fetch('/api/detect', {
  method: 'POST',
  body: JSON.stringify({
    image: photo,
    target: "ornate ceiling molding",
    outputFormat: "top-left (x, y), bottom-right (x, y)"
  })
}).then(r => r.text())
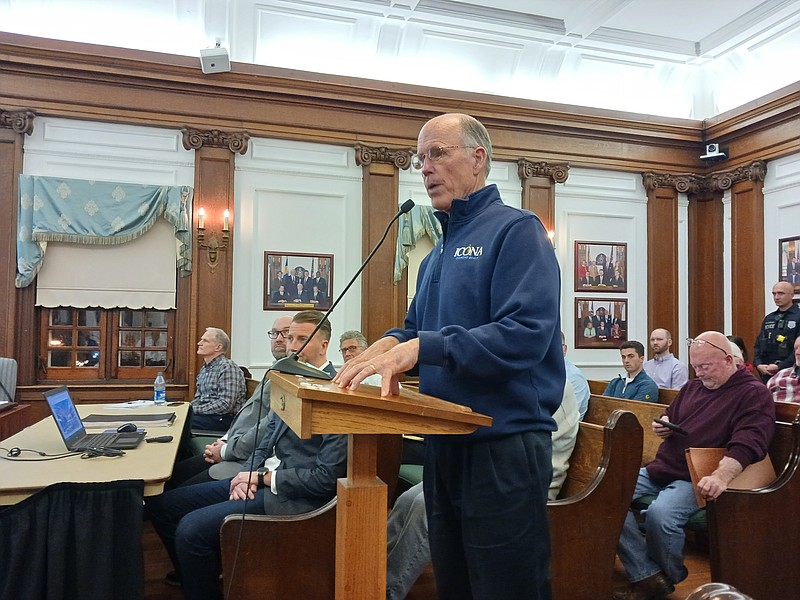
top-left (642, 160), bottom-right (767, 194)
top-left (517, 159), bottom-right (569, 183)
top-left (181, 127), bottom-right (249, 155)
top-left (0, 109), bottom-right (35, 135)
top-left (354, 144), bottom-right (413, 170)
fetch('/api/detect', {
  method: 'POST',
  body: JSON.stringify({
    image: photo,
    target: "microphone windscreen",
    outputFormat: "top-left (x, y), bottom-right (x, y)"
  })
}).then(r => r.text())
top-left (400, 199), bottom-right (415, 214)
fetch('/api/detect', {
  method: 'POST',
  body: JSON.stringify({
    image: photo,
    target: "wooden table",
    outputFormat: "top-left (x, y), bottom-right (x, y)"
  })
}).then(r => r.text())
top-left (0, 402), bottom-right (188, 505)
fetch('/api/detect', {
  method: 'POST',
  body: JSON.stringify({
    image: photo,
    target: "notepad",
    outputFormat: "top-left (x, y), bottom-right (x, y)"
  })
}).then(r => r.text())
top-left (685, 447), bottom-right (777, 507)
top-left (82, 412), bottom-right (177, 429)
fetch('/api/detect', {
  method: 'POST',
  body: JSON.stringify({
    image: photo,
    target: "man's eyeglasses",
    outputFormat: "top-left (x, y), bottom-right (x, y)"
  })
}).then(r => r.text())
top-left (686, 337), bottom-right (730, 356)
top-left (267, 329), bottom-right (290, 339)
top-left (340, 345), bottom-right (365, 355)
top-left (410, 145), bottom-right (475, 170)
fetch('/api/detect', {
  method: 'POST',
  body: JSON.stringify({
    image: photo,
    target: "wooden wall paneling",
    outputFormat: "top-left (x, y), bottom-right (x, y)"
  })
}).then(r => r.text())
top-left (520, 175), bottom-right (555, 233)
top-left (730, 178), bottom-right (766, 351)
top-left (518, 159), bottom-right (569, 239)
top-left (646, 186), bottom-right (680, 358)
top-left (355, 145), bottom-right (409, 345)
top-left (190, 146), bottom-right (236, 388)
top-left (0, 126), bottom-right (22, 359)
top-left (0, 110), bottom-right (36, 384)
top-left (688, 193), bottom-right (725, 336)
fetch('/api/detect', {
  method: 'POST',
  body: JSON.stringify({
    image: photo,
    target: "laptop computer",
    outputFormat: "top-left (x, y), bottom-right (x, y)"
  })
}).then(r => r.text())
top-left (43, 386), bottom-right (146, 451)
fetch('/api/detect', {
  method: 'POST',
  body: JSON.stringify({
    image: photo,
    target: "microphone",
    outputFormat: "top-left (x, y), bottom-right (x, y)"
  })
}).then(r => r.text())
top-left (271, 198), bottom-right (415, 380)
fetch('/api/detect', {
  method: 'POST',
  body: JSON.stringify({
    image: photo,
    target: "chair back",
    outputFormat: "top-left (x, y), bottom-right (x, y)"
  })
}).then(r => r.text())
top-left (0, 357), bottom-right (17, 403)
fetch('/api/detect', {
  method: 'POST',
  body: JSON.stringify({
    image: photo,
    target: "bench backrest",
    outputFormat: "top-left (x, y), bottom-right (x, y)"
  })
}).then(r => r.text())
top-left (588, 379), bottom-right (680, 405)
top-left (558, 421), bottom-right (605, 499)
top-left (548, 409), bottom-right (643, 600)
top-left (586, 394), bottom-right (668, 465)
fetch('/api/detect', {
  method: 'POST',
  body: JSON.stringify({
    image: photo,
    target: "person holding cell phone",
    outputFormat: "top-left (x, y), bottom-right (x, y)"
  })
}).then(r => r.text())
top-left (614, 331), bottom-right (775, 600)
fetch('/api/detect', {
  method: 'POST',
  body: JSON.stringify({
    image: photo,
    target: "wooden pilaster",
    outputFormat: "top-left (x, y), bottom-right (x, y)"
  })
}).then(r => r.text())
top-left (354, 144), bottom-right (413, 345)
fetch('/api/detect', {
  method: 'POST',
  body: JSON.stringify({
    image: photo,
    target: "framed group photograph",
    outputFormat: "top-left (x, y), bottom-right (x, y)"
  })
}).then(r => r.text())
top-left (779, 236), bottom-right (800, 295)
top-left (574, 241), bottom-right (627, 293)
top-left (575, 298), bottom-right (628, 349)
top-left (264, 252), bottom-right (333, 311)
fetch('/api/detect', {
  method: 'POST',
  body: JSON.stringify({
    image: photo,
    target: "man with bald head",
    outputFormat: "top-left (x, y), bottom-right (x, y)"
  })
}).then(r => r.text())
top-left (643, 328), bottom-right (688, 389)
top-left (336, 113), bottom-right (563, 599)
top-left (754, 281), bottom-right (800, 383)
top-left (614, 331), bottom-right (775, 600)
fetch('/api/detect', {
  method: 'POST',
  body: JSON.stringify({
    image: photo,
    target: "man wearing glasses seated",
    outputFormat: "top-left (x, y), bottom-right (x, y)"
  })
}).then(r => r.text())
top-left (614, 331), bottom-right (775, 600)
top-left (338, 330), bottom-right (368, 363)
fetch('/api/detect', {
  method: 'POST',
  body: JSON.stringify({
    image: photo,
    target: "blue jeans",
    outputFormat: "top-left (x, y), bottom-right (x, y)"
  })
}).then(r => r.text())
top-left (424, 431), bottom-right (553, 600)
top-left (617, 468), bottom-right (699, 585)
top-left (145, 478), bottom-right (268, 600)
top-left (386, 482), bottom-right (430, 600)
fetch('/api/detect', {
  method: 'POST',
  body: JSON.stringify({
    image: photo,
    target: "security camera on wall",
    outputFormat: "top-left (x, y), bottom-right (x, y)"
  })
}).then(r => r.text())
top-left (700, 143), bottom-right (727, 161)
top-left (200, 43), bottom-right (231, 74)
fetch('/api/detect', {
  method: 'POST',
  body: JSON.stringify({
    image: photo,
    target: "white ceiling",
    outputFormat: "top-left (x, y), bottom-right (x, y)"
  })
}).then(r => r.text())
top-left (2, 0), bottom-right (800, 119)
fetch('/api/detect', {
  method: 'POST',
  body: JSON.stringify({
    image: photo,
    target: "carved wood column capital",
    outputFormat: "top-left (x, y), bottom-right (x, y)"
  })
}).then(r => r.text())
top-left (707, 160), bottom-right (767, 191)
top-left (643, 160), bottom-right (767, 195)
top-left (517, 159), bottom-right (569, 183)
top-left (0, 109), bottom-right (36, 135)
top-left (181, 127), bottom-right (249, 155)
top-left (642, 172), bottom-right (704, 194)
top-left (354, 144), bottom-right (413, 170)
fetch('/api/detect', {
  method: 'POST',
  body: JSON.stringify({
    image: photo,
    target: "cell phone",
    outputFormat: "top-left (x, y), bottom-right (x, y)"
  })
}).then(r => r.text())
top-left (653, 418), bottom-right (688, 436)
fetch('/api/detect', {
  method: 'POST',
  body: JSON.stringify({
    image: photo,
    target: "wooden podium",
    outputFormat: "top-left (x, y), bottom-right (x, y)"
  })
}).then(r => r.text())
top-left (268, 371), bottom-right (492, 600)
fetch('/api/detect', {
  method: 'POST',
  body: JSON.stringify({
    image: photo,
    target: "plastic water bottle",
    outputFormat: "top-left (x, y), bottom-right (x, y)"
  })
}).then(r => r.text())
top-left (153, 372), bottom-right (167, 405)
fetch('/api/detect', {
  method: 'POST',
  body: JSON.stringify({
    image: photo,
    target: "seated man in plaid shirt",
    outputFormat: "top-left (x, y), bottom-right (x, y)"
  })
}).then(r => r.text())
top-left (191, 327), bottom-right (246, 432)
top-left (767, 336), bottom-right (800, 403)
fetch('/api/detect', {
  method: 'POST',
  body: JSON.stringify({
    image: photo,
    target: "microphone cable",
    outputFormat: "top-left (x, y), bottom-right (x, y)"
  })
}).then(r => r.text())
top-left (0, 446), bottom-right (81, 461)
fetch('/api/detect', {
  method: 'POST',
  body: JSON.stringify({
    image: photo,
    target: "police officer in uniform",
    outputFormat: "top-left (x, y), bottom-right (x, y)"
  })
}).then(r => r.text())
top-left (754, 281), bottom-right (800, 383)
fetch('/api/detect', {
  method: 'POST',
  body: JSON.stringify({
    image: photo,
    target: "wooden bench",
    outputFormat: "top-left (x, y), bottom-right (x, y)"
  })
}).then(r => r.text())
top-left (549, 409), bottom-right (642, 600)
top-left (588, 379), bottom-right (681, 406)
top-left (405, 409), bottom-right (645, 600)
top-left (586, 393), bottom-right (668, 464)
top-left (706, 404), bottom-right (800, 599)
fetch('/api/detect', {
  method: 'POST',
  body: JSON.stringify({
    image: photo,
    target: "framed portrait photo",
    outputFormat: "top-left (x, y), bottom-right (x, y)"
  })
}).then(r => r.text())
top-left (779, 236), bottom-right (800, 296)
top-left (575, 297), bottom-right (628, 349)
top-left (264, 252), bottom-right (333, 311)
top-left (574, 241), bottom-right (627, 293)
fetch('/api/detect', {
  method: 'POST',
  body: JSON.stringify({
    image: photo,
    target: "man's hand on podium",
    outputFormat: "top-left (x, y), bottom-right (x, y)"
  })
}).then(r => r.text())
top-left (335, 336), bottom-right (418, 396)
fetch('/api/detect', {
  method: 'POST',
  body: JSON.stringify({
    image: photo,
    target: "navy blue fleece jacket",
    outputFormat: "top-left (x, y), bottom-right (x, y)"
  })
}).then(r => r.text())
top-left (386, 184), bottom-right (564, 441)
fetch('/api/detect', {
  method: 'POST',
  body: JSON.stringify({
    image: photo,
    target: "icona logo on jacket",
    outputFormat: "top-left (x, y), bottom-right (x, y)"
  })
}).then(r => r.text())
top-left (453, 244), bottom-right (483, 258)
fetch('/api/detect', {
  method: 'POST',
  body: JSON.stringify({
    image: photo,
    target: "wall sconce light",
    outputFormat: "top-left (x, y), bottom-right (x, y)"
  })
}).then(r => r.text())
top-left (548, 230), bottom-right (556, 248)
top-left (196, 208), bottom-right (229, 272)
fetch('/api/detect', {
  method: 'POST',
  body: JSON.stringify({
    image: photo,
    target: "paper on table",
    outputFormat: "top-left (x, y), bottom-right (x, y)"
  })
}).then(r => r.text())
top-left (103, 400), bottom-right (156, 409)
top-left (82, 412), bottom-right (177, 429)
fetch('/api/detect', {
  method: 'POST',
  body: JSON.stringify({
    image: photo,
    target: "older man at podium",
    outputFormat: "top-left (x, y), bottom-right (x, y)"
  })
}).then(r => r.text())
top-left (337, 113), bottom-right (564, 600)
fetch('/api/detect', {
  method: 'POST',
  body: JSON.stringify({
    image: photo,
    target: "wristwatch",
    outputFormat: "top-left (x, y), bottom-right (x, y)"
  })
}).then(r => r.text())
top-left (257, 467), bottom-right (269, 487)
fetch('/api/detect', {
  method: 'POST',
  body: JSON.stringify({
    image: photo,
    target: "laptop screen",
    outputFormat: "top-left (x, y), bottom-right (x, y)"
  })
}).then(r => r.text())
top-left (43, 386), bottom-right (86, 443)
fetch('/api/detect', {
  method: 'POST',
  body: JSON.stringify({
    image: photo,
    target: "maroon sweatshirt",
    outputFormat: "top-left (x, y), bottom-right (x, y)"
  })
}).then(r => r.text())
top-left (646, 366), bottom-right (775, 485)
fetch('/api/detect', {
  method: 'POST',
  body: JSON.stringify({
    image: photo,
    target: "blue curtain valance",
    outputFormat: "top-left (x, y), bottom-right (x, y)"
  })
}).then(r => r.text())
top-left (16, 175), bottom-right (193, 288)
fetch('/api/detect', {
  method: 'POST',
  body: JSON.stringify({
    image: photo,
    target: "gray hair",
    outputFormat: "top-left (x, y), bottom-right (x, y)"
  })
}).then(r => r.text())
top-left (458, 115), bottom-right (493, 177)
top-left (205, 327), bottom-right (230, 353)
top-left (339, 330), bottom-right (368, 347)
